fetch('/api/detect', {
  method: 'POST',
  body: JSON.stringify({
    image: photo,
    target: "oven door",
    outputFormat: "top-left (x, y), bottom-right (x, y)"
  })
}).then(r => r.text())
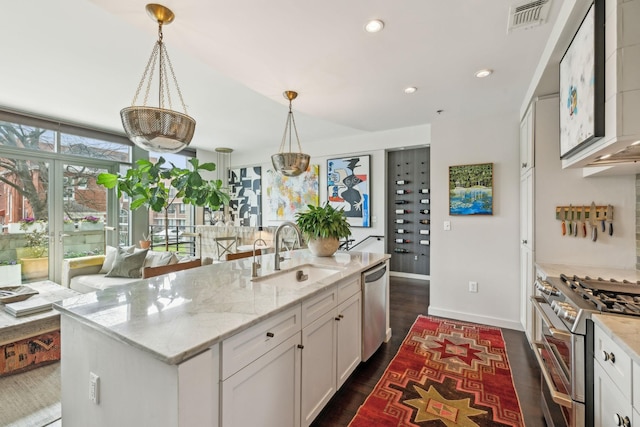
top-left (530, 296), bottom-right (585, 427)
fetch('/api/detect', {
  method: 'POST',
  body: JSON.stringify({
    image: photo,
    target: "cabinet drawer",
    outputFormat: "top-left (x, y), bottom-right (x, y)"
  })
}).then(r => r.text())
top-left (337, 276), bottom-right (360, 305)
top-left (302, 286), bottom-right (337, 327)
top-left (222, 304), bottom-right (301, 380)
top-left (594, 324), bottom-right (632, 399)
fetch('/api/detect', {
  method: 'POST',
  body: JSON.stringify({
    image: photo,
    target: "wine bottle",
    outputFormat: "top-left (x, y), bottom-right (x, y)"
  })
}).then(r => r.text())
top-left (394, 200), bottom-right (409, 205)
top-left (419, 229), bottom-right (429, 235)
top-left (395, 189), bottom-right (411, 195)
top-left (420, 199), bottom-right (430, 204)
top-left (419, 240), bottom-right (430, 245)
top-left (419, 209), bottom-right (429, 214)
top-left (394, 219), bottom-right (406, 224)
top-left (395, 180), bottom-right (409, 185)
top-left (395, 229), bottom-right (407, 234)
top-left (395, 238), bottom-right (411, 243)
top-left (419, 219), bottom-right (430, 224)
top-left (395, 209), bottom-right (410, 214)
top-left (393, 248), bottom-right (409, 253)
top-left (420, 189), bottom-right (429, 194)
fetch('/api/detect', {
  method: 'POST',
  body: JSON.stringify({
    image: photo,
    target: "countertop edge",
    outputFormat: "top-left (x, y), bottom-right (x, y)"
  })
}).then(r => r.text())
top-left (54, 251), bottom-right (390, 365)
top-left (592, 314), bottom-right (640, 365)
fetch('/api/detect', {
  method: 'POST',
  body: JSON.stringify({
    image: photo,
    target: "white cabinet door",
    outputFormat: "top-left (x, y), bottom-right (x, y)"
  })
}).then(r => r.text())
top-left (336, 292), bottom-right (362, 388)
top-left (519, 246), bottom-right (534, 342)
top-left (221, 333), bottom-right (302, 427)
top-left (594, 361), bottom-right (633, 427)
top-left (301, 309), bottom-right (338, 427)
top-left (520, 104), bottom-right (534, 175)
top-left (520, 169), bottom-right (534, 251)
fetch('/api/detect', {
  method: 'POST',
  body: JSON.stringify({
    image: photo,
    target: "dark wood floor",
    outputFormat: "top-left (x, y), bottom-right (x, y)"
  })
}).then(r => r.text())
top-left (311, 276), bottom-right (547, 427)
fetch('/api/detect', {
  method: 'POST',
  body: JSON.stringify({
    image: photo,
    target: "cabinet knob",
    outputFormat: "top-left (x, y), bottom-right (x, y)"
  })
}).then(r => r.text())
top-left (602, 350), bottom-right (616, 363)
top-left (335, 316), bottom-right (342, 321)
top-left (522, 162), bottom-right (527, 168)
top-left (521, 239), bottom-right (527, 245)
top-left (266, 332), bottom-right (274, 338)
top-left (614, 414), bottom-right (630, 427)
top-left (297, 344), bottom-right (304, 349)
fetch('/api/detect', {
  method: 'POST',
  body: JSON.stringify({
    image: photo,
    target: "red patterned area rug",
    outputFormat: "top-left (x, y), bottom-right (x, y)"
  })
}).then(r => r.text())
top-left (349, 316), bottom-right (525, 427)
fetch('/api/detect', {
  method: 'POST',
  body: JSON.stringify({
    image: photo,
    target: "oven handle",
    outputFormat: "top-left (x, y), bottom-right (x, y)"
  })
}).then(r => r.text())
top-left (532, 342), bottom-right (573, 408)
top-left (530, 296), bottom-right (572, 341)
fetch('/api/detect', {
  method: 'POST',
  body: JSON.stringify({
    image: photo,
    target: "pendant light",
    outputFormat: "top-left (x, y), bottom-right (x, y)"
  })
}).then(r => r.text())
top-left (271, 91), bottom-right (311, 177)
top-left (120, 3), bottom-right (195, 154)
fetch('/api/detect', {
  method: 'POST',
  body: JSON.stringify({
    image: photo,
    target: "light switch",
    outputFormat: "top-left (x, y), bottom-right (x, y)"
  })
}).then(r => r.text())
top-left (444, 221), bottom-right (451, 231)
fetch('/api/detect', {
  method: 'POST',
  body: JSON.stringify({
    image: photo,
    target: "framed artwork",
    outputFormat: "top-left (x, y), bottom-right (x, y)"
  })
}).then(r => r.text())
top-left (327, 155), bottom-right (370, 227)
top-left (559, 0), bottom-right (604, 159)
top-left (229, 166), bottom-right (262, 226)
top-left (265, 165), bottom-right (319, 222)
top-left (449, 163), bottom-right (493, 215)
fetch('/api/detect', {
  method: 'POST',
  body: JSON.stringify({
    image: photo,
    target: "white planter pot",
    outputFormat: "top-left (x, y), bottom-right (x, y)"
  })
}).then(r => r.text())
top-left (0, 264), bottom-right (22, 286)
top-left (79, 222), bottom-right (104, 231)
top-left (7, 222), bottom-right (47, 234)
top-left (64, 223), bottom-right (76, 232)
top-left (307, 237), bottom-right (340, 257)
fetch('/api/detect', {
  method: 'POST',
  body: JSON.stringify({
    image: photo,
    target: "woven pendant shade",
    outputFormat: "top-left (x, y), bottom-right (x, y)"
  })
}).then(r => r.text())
top-left (271, 91), bottom-right (311, 177)
top-left (121, 4), bottom-right (195, 154)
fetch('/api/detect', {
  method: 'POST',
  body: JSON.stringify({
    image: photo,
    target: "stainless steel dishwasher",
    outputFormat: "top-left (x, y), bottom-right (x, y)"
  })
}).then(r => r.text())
top-left (361, 260), bottom-right (389, 361)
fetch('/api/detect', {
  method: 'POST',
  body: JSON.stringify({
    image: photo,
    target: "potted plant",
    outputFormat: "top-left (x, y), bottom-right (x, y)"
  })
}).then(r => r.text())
top-left (63, 217), bottom-right (76, 232)
top-left (79, 215), bottom-right (103, 231)
top-left (139, 232), bottom-right (151, 249)
top-left (17, 225), bottom-right (49, 281)
top-left (295, 202), bottom-right (351, 257)
top-left (97, 156), bottom-right (230, 250)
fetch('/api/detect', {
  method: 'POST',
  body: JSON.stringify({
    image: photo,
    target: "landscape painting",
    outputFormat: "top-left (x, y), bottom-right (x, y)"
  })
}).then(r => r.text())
top-left (449, 163), bottom-right (493, 215)
top-left (327, 155), bottom-right (370, 227)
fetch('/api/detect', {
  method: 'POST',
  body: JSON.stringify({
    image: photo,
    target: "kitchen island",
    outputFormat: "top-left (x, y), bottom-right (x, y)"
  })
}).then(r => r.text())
top-left (54, 249), bottom-right (390, 427)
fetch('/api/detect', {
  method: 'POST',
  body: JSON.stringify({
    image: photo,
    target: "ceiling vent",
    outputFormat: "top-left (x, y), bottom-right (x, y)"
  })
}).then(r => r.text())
top-left (508, 0), bottom-right (551, 31)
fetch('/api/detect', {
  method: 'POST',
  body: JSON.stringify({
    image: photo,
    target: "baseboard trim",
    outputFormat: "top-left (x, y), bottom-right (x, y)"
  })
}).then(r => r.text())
top-left (427, 306), bottom-right (524, 331)
top-left (390, 271), bottom-right (430, 280)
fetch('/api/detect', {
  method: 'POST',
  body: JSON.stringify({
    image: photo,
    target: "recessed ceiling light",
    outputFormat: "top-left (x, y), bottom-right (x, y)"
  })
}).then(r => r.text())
top-left (404, 87), bottom-right (417, 94)
top-left (365, 19), bottom-right (385, 33)
top-left (475, 69), bottom-right (493, 78)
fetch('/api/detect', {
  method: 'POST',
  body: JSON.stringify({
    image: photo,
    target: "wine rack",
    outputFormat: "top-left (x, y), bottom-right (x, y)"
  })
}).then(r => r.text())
top-left (387, 147), bottom-right (430, 275)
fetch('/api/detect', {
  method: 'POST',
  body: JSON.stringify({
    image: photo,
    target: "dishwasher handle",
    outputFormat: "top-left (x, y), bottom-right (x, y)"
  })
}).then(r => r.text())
top-left (364, 264), bottom-right (387, 283)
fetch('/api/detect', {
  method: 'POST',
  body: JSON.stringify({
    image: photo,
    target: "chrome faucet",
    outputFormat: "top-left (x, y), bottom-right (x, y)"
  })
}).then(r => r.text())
top-left (273, 221), bottom-right (304, 271)
top-left (251, 238), bottom-right (267, 278)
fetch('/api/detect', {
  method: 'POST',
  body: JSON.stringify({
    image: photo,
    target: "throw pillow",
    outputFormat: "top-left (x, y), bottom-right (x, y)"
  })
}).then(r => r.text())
top-left (106, 248), bottom-right (149, 278)
top-left (143, 251), bottom-right (175, 268)
top-left (100, 245), bottom-right (135, 274)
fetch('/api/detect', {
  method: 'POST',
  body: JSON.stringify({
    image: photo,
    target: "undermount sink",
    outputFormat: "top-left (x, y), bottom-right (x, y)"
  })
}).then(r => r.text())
top-left (252, 264), bottom-right (342, 287)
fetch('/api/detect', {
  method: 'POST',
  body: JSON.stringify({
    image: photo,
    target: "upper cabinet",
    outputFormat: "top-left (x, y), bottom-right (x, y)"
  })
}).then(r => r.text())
top-left (520, 103), bottom-right (534, 176)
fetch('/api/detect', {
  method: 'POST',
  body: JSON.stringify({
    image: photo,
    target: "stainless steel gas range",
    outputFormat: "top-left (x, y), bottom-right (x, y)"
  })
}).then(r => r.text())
top-left (531, 272), bottom-right (640, 427)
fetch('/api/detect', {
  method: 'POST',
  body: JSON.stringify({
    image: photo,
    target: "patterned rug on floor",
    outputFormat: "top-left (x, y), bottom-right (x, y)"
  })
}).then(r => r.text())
top-left (349, 316), bottom-right (524, 427)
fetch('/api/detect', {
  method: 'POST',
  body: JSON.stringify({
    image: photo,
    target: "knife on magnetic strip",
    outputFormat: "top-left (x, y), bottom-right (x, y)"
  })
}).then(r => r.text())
top-left (606, 204), bottom-right (613, 236)
top-left (590, 202), bottom-right (597, 242)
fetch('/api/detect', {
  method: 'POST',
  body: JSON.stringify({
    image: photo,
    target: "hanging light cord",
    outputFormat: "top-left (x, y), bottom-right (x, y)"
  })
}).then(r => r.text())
top-left (128, 19), bottom-right (189, 115)
top-left (278, 97), bottom-right (303, 154)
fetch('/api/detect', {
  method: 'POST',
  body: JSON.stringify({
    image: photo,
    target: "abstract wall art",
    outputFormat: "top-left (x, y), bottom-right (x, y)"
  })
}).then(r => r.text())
top-left (559, 0), bottom-right (604, 159)
top-left (265, 165), bottom-right (319, 222)
top-left (229, 166), bottom-right (262, 226)
top-left (327, 155), bottom-right (370, 227)
top-left (449, 163), bottom-right (493, 215)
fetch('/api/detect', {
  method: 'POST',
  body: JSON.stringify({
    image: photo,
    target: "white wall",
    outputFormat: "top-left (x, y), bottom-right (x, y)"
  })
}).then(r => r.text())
top-left (429, 112), bottom-right (522, 330)
top-left (199, 125), bottom-right (430, 251)
top-left (534, 97), bottom-right (636, 268)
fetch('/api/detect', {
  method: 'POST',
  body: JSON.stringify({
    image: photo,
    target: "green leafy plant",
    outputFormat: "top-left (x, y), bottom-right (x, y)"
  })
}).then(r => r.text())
top-left (23, 227), bottom-right (48, 258)
top-left (97, 156), bottom-right (230, 249)
top-left (295, 202), bottom-right (351, 240)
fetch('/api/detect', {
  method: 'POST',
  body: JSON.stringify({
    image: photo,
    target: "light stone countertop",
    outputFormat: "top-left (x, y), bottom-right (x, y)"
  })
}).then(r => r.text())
top-left (54, 249), bottom-right (389, 366)
top-left (535, 262), bottom-right (640, 282)
top-left (592, 314), bottom-right (640, 364)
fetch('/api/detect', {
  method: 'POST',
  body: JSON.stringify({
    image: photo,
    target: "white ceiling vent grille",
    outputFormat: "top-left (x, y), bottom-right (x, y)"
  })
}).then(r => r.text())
top-left (508, 0), bottom-right (551, 31)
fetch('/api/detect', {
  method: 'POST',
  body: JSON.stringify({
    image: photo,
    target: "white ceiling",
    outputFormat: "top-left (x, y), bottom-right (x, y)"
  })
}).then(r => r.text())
top-left (0, 0), bottom-right (562, 156)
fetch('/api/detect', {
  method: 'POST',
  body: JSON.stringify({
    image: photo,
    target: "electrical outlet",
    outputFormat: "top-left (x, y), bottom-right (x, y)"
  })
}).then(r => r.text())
top-left (468, 281), bottom-right (478, 293)
top-left (89, 372), bottom-right (100, 404)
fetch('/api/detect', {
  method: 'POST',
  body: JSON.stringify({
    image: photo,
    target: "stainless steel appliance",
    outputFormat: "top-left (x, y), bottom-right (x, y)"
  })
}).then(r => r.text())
top-left (362, 261), bottom-right (388, 361)
top-left (532, 273), bottom-right (640, 427)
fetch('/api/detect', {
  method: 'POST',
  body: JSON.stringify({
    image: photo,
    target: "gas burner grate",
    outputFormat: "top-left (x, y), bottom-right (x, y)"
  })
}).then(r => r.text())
top-left (559, 273), bottom-right (640, 316)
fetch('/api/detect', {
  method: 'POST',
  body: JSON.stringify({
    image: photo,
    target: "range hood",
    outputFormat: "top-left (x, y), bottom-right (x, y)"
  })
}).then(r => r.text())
top-left (589, 142), bottom-right (640, 166)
